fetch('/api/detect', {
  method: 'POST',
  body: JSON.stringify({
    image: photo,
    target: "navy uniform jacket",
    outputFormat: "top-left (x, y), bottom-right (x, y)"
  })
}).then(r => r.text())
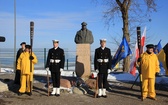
top-left (94, 47), bottom-right (112, 74)
top-left (45, 47), bottom-right (65, 72)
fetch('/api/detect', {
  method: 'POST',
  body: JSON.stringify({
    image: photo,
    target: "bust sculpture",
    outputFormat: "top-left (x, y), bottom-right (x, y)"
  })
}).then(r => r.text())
top-left (74, 22), bottom-right (94, 44)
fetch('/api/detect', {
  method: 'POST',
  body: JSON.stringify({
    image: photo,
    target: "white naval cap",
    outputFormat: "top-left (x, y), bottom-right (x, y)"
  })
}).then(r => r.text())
top-left (100, 39), bottom-right (107, 42)
top-left (52, 40), bottom-right (59, 43)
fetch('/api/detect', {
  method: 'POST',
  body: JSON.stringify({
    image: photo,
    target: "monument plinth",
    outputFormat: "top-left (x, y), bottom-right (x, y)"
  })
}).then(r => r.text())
top-left (75, 44), bottom-right (91, 79)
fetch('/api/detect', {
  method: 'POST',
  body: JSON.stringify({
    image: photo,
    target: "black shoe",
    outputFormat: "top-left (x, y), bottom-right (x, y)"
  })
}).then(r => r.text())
top-left (18, 92), bottom-right (23, 96)
top-left (96, 95), bottom-right (100, 98)
top-left (50, 93), bottom-right (55, 96)
top-left (27, 92), bottom-right (32, 96)
top-left (102, 95), bottom-right (107, 98)
top-left (55, 94), bottom-right (60, 97)
top-left (149, 97), bottom-right (157, 100)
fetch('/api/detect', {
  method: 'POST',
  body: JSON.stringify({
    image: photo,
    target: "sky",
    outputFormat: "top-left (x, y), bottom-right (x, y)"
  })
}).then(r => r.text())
top-left (0, 0), bottom-right (168, 52)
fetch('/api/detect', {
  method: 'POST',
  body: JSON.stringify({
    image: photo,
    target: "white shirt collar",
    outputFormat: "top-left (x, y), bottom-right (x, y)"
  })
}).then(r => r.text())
top-left (54, 47), bottom-right (58, 50)
top-left (101, 47), bottom-right (105, 50)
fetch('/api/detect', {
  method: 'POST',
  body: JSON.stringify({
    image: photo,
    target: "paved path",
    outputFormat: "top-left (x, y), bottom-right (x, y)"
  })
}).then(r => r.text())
top-left (0, 73), bottom-right (168, 105)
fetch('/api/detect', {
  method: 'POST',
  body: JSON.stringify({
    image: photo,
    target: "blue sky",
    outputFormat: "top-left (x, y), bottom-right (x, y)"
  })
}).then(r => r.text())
top-left (0, 0), bottom-right (168, 52)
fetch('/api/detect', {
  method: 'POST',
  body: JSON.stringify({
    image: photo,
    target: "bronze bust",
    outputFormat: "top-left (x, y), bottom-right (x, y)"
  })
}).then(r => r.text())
top-left (74, 22), bottom-right (94, 44)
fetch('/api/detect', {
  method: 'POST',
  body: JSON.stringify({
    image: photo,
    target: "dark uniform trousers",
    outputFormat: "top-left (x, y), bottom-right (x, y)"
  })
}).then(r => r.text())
top-left (51, 72), bottom-right (60, 87)
top-left (45, 47), bottom-right (65, 88)
top-left (98, 73), bottom-right (108, 88)
top-left (94, 47), bottom-right (112, 89)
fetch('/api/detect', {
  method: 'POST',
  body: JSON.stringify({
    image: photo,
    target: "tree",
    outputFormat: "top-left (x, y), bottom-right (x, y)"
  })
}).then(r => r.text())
top-left (95, 0), bottom-right (157, 72)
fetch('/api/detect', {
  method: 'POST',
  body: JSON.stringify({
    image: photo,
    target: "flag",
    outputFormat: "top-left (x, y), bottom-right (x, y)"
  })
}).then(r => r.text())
top-left (154, 40), bottom-right (165, 75)
top-left (111, 37), bottom-right (132, 69)
top-left (154, 40), bottom-right (162, 54)
top-left (157, 43), bottom-right (168, 75)
top-left (140, 27), bottom-right (146, 54)
top-left (129, 42), bottom-right (139, 76)
top-left (129, 27), bottom-right (146, 76)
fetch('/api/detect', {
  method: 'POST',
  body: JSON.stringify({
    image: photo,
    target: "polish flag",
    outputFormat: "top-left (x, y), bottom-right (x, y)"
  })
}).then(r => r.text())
top-left (129, 27), bottom-right (146, 76)
top-left (140, 27), bottom-right (146, 54)
top-left (129, 42), bottom-right (139, 76)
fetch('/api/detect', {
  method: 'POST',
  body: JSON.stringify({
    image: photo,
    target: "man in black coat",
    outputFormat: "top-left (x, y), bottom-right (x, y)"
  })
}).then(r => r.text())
top-left (94, 39), bottom-right (112, 98)
top-left (45, 40), bottom-right (65, 96)
top-left (14, 42), bottom-right (26, 85)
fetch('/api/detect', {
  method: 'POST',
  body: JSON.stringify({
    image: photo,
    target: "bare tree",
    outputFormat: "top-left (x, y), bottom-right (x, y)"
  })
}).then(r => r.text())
top-left (94, 0), bottom-right (157, 72)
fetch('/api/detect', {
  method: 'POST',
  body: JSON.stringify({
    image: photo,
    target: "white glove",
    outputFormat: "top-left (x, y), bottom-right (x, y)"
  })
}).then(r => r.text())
top-left (55, 60), bottom-right (61, 63)
top-left (97, 59), bottom-right (103, 62)
top-left (60, 68), bottom-right (63, 72)
top-left (96, 69), bottom-right (99, 73)
top-left (108, 69), bottom-right (111, 74)
top-left (104, 59), bottom-right (109, 63)
top-left (50, 59), bottom-right (54, 63)
top-left (46, 67), bottom-right (49, 72)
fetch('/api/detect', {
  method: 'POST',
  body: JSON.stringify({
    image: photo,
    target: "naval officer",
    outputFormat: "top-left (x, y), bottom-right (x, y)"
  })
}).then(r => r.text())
top-left (94, 39), bottom-right (112, 98)
top-left (45, 40), bottom-right (65, 96)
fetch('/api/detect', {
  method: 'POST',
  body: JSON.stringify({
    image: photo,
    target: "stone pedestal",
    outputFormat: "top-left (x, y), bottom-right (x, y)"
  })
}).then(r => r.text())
top-left (60, 79), bottom-right (71, 88)
top-left (85, 79), bottom-right (96, 89)
top-left (0, 81), bottom-right (8, 92)
top-left (75, 44), bottom-right (91, 79)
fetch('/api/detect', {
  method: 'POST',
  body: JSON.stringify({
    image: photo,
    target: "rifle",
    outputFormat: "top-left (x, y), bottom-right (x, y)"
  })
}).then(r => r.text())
top-left (30, 21), bottom-right (34, 95)
top-left (137, 27), bottom-right (143, 101)
top-left (94, 75), bottom-right (98, 98)
top-left (47, 70), bottom-right (50, 96)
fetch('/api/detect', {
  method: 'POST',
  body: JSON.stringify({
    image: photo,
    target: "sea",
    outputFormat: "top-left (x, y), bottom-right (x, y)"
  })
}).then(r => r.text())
top-left (0, 48), bottom-right (96, 70)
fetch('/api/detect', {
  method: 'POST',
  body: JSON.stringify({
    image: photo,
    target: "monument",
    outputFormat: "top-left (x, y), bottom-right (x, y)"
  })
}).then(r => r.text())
top-left (74, 22), bottom-right (94, 79)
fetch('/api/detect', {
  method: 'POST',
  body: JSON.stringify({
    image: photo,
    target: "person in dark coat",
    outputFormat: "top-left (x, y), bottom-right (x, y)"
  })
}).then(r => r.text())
top-left (45, 40), bottom-right (65, 96)
top-left (94, 39), bottom-right (112, 98)
top-left (14, 42), bottom-right (26, 85)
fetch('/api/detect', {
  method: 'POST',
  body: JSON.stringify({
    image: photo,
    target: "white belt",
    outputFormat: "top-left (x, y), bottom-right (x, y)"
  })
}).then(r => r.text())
top-left (97, 59), bottom-right (109, 63)
top-left (50, 59), bottom-right (61, 63)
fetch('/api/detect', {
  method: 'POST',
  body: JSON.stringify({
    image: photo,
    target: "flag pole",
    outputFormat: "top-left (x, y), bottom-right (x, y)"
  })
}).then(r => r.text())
top-left (94, 76), bottom-right (98, 98)
top-left (30, 21), bottom-right (34, 95)
top-left (137, 27), bottom-right (143, 101)
top-left (131, 75), bottom-right (139, 89)
top-left (13, 0), bottom-right (16, 72)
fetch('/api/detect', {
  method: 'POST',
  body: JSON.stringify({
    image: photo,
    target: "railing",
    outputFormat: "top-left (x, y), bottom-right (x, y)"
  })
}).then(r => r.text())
top-left (0, 48), bottom-right (121, 70)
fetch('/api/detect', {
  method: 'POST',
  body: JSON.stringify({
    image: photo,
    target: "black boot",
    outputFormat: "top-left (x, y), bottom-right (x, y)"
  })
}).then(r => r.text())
top-left (96, 95), bottom-right (100, 98)
top-left (55, 94), bottom-right (60, 97)
top-left (26, 92), bottom-right (32, 96)
top-left (102, 95), bottom-right (107, 98)
top-left (18, 92), bottom-right (23, 96)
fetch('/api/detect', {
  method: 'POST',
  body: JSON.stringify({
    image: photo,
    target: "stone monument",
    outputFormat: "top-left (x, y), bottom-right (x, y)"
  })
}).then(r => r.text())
top-left (75, 44), bottom-right (91, 79)
top-left (0, 81), bottom-right (8, 92)
top-left (74, 22), bottom-right (94, 79)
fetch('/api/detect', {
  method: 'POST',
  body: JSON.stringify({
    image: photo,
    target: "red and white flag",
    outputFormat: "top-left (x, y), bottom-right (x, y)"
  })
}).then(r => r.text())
top-left (140, 27), bottom-right (146, 54)
top-left (129, 42), bottom-right (139, 76)
top-left (129, 27), bottom-right (146, 76)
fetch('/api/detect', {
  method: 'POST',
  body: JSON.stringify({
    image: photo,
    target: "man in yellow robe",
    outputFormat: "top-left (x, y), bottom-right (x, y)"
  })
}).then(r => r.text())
top-left (139, 44), bottom-right (160, 100)
top-left (17, 45), bottom-right (38, 96)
